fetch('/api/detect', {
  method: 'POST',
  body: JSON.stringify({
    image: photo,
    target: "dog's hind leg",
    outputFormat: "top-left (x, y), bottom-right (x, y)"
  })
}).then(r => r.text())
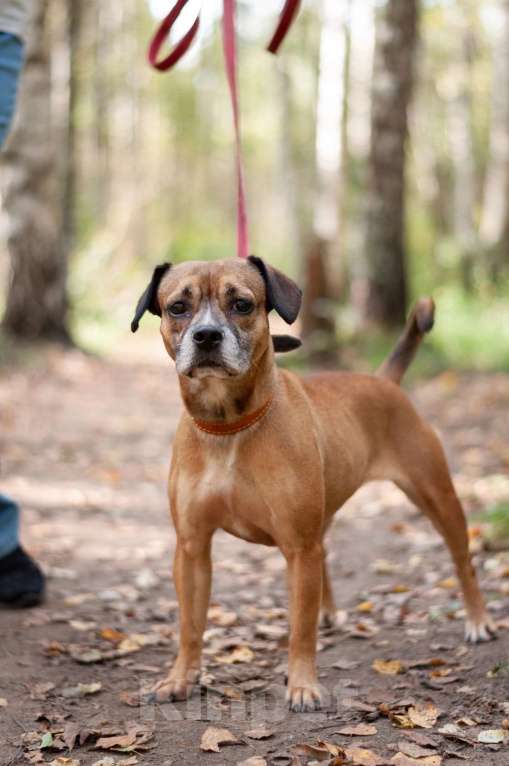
top-left (394, 421), bottom-right (496, 643)
top-left (319, 553), bottom-right (339, 628)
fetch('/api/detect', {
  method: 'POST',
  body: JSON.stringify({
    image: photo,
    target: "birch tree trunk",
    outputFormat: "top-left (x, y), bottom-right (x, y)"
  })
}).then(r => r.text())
top-left (446, 5), bottom-right (478, 292)
top-left (2, 0), bottom-right (71, 342)
top-left (363, 0), bottom-right (419, 328)
top-left (480, 0), bottom-right (509, 281)
top-left (301, 0), bottom-right (349, 362)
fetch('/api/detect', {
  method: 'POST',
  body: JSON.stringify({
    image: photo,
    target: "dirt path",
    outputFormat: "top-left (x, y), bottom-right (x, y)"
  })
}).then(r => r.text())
top-left (1, 345), bottom-right (508, 766)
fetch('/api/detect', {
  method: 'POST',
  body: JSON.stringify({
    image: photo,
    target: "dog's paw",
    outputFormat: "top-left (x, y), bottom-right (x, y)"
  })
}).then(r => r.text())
top-left (319, 608), bottom-right (347, 631)
top-left (145, 669), bottom-right (199, 703)
top-left (286, 681), bottom-right (323, 713)
top-left (465, 615), bottom-right (497, 643)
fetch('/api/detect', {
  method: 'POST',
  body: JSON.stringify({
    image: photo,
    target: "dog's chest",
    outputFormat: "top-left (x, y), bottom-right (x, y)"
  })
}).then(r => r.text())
top-left (175, 437), bottom-right (274, 545)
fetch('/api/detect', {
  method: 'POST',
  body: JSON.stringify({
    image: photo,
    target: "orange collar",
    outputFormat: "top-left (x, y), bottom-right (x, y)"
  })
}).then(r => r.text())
top-left (192, 397), bottom-right (273, 436)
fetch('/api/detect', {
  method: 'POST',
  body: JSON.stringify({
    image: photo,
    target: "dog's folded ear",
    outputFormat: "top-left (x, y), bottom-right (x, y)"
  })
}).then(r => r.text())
top-left (272, 335), bottom-right (302, 352)
top-left (131, 263), bottom-right (171, 333)
top-left (248, 255), bottom-right (302, 325)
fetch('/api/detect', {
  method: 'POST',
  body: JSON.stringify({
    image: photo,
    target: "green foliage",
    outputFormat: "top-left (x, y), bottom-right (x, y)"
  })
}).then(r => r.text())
top-left (481, 502), bottom-right (509, 543)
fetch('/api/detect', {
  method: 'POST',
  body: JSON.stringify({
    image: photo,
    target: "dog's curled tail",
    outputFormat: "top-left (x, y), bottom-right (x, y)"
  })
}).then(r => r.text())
top-left (376, 297), bottom-right (435, 385)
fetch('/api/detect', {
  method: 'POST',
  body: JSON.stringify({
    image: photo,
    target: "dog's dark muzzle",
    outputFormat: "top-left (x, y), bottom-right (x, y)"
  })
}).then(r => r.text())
top-left (192, 325), bottom-right (224, 352)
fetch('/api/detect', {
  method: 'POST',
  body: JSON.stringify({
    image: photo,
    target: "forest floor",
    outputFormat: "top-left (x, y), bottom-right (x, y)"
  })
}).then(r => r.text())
top-left (0, 341), bottom-right (509, 766)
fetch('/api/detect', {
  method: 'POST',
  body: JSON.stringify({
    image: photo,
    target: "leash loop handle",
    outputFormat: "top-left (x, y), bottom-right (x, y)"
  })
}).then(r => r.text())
top-left (267, 0), bottom-right (301, 54)
top-left (222, 0), bottom-right (249, 259)
top-left (148, 0), bottom-right (200, 71)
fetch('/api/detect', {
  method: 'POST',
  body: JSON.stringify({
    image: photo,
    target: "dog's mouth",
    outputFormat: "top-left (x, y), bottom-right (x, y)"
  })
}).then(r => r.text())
top-left (186, 357), bottom-right (236, 378)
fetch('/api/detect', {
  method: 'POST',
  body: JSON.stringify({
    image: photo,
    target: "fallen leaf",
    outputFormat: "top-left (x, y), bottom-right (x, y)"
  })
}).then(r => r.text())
top-left (356, 601), bottom-right (374, 613)
top-left (336, 724), bottom-right (377, 736)
top-left (391, 755), bottom-right (442, 766)
top-left (401, 732), bottom-right (437, 748)
top-left (477, 729), bottom-right (507, 744)
top-left (407, 702), bottom-right (439, 729)
top-left (208, 605), bottom-right (238, 627)
top-left (345, 747), bottom-right (383, 765)
top-left (244, 725), bottom-right (274, 740)
top-left (69, 619), bottom-right (97, 631)
top-left (333, 659), bottom-right (360, 670)
top-left (49, 759), bottom-right (81, 766)
top-left (255, 624), bottom-right (287, 640)
top-left (398, 741), bottom-right (439, 759)
top-left (200, 727), bottom-right (240, 752)
top-left (100, 627), bottom-right (126, 643)
top-left (216, 645), bottom-right (254, 664)
top-left (41, 733), bottom-right (55, 749)
top-left (68, 645), bottom-right (103, 664)
top-left (63, 723), bottom-right (81, 751)
top-left (292, 741), bottom-right (343, 761)
top-left (438, 577), bottom-right (458, 589)
top-left (61, 682), bottom-right (102, 698)
top-left (30, 682), bottom-right (56, 701)
top-left (437, 724), bottom-right (474, 745)
top-left (372, 659), bottom-right (405, 675)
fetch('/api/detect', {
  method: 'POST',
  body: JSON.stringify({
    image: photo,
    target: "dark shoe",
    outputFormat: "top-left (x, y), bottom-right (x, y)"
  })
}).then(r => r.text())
top-left (0, 546), bottom-right (45, 607)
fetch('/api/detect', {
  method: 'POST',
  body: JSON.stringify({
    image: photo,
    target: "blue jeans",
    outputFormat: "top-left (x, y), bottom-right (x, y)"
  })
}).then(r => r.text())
top-left (0, 31), bottom-right (24, 148)
top-left (0, 494), bottom-right (20, 558)
top-left (0, 32), bottom-right (24, 556)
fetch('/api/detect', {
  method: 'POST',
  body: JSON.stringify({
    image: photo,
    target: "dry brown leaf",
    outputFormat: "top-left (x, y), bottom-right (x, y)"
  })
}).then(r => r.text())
top-left (356, 601), bottom-right (374, 613)
top-left (244, 725), bottom-right (274, 740)
top-left (68, 645), bottom-right (103, 664)
top-left (397, 741), bottom-right (439, 759)
top-left (372, 659), bottom-right (405, 675)
top-left (200, 727), bottom-right (240, 752)
top-left (336, 724), bottom-right (377, 737)
top-left (30, 682), bottom-right (56, 701)
top-left (63, 723), bottom-right (81, 751)
top-left (407, 702), bottom-right (439, 729)
top-left (292, 741), bottom-right (343, 761)
top-left (477, 729), bottom-right (508, 744)
top-left (438, 577), bottom-right (458, 590)
top-left (99, 627), bottom-right (126, 643)
top-left (345, 746), bottom-right (383, 765)
top-left (216, 645), bottom-right (255, 664)
top-left (391, 755), bottom-right (442, 766)
top-left (333, 659), bottom-right (360, 670)
top-left (61, 682), bottom-right (102, 698)
top-left (49, 759), bottom-right (81, 766)
top-left (208, 605), bottom-right (238, 627)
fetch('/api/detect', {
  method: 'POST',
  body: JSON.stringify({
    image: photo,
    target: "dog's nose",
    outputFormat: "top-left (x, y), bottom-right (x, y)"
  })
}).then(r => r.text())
top-left (193, 325), bottom-right (223, 351)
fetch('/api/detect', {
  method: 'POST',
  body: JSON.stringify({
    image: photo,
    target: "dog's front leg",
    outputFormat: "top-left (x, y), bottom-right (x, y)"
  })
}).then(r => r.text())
top-left (151, 534), bottom-right (212, 702)
top-left (284, 542), bottom-right (324, 712)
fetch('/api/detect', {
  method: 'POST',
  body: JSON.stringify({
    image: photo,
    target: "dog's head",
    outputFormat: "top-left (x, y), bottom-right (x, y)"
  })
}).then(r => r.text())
top-left (131, 257), bottom-right (302, 378)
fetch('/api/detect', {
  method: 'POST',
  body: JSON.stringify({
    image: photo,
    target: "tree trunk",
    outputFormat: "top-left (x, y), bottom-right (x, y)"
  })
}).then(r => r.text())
top-left (301, 0), bottom-right (349, 362)
top-left (480, 0), bottom-right (509, 282)
top-left (446, 4), bottom-right (478, 293)
top-left (2, 0), bottom-right (71, 343)
top-left (363, 0), bottom-right (419, 328)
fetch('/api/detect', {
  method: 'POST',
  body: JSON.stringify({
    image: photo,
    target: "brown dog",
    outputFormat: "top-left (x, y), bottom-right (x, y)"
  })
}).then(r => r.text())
top-left (132, 257), bottom-right (496, 712)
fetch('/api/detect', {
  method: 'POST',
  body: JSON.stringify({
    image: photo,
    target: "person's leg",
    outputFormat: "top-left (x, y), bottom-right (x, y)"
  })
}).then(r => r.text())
top-left (0, 494), bottom-right (45, 607)
top-left (0, 493), bottom-right (20, 558)
top-left (0, 31), bottom-right (24, 148)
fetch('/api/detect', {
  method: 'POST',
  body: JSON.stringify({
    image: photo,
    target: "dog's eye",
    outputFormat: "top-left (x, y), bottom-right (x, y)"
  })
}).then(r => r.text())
top-left (233, 299), bottom-right (253, 314)
top-left (168, 301), bottom-right (187, 316)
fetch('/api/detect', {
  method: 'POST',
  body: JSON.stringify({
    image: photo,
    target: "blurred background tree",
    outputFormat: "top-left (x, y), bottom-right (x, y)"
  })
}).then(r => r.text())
top-left (0, 0), bottom-right (508, 370)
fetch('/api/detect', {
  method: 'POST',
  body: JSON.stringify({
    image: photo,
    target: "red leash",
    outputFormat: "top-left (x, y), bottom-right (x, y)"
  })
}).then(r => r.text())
top-left (147, 0), bottom-right (300, 259)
